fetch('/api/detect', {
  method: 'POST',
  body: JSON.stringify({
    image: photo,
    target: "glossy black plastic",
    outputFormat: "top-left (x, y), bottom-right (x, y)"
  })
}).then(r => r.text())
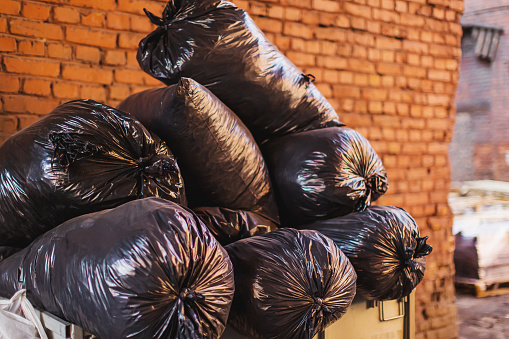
top-left (264, 127), bottom-right (389, 226)
top-left (303, 205), bottom-right (433, 301)
top-left (193, 206), bottom-right (277, 246)
top-left (0, 198), bottom-right (234, 338)
top-left (117, 77), bottom-right (279, 223)
top-left (225, 228), bottom-right (357, 339)
top-left (137, 0), bottom-right (342, 142)
top-left (0, 100), bottom-right (185, 249)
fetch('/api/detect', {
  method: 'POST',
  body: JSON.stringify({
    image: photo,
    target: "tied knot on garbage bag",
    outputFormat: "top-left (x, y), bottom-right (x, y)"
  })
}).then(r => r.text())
top-left (310, 296), bottom-right (333, 319)
top-left (405, 236), bottom-right (433, 272)
top-left (179, 288), bottom-right (204, 302)
top-left (136, 154), bottom-right (178, 177)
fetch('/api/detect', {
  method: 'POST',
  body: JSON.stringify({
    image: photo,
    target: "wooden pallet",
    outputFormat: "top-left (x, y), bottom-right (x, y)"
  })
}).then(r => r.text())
top-left (455, 279), bottom-right (509, 298)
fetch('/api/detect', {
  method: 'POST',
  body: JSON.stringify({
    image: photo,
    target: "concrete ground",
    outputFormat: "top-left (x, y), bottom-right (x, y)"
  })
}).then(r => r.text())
top-left (456, 292), bottom-right (509, 339)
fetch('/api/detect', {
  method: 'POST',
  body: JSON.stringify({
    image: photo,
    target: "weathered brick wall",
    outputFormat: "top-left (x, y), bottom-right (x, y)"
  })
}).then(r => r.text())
top-left (452, 0), bottom-right (509, 181)
top-left (0, 0), bottom-right (167, 142)
top-left (0, 0), bottom-right (462, 338)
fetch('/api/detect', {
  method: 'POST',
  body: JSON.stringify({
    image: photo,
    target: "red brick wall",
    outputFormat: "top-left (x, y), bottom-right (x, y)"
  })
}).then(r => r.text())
top-left (453, 0), bottom-right (509, 181)
top-left (0, 0), bottom-right (166, 142)
top-left (0, 0), bottom-right (462, 338)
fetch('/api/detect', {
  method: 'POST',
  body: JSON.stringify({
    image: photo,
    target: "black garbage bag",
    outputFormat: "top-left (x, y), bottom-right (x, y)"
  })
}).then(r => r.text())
top-left (137, 0), bottom-right (342, 142)
top-left (225, 228), bottom-right (356, 339)
top-left (0, 198), bottom-right (235, 339)
top-left (263, 127), bottom-right (389, 226)
top-left (117, 77), bottom-right (279, 223)
top-left (303, 205), bottom-right (433, 301)
top-left (193, 206), bottom-right (277, 246)
top-left (0, 99), bottom-right (185, 249)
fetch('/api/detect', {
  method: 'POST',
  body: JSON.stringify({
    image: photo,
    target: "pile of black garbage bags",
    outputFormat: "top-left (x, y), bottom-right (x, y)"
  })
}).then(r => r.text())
top-left (0, 0), bottom-right (432, 338)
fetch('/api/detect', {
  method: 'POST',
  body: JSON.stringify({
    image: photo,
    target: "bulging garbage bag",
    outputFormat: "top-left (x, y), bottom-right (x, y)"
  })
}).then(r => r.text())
top-left (0, 100), bottom-right (185, 249)
top-left (137, 0), bottom-right (342, 142)
top-left (0, 198), bottom-right (235, 339)
top-left (264, 127), bottom-right (389, 226)
top-left (118, 77), bottom-right (279, 223)
top-left (225, 228), bottom-right (356, 339)
top-left (193, 206), bottom-right (277, 246)
top-left (303, 205), bottom-right (433, 300)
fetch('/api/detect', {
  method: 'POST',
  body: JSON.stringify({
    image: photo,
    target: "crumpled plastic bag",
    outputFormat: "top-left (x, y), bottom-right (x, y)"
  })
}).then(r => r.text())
top-left (263, 127), bottom-right (389, 226)
top-left (193, 206), bottom-right (277, 246)
top-left (303, 205), bottom-right (433, 300)
top-left (0, 99), bottom-right (185, 250)
top-left (225, 228), bottom-right (356, 339)
top-left (118, 77), bottom-right (279, 223)
top-left (137, 0), bottom-right (342, 142)
top-left (0, 198), bottom-right (234, 339)
top-left (0, 290), bottom-right (47, 339)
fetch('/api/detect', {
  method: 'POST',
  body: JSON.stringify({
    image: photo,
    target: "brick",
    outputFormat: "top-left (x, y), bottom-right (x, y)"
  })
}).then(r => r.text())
top-left (373, 8), bottom-right (400, 24)
top-left (428, 70), bottom-right (451, 82)
top-left (0, 75), bottom-right (20, 93)
top-left (285, 8), bottom-right (302, 21)
top-left (66, 27), bottom-right (117, 48)
top-left (107, 13), bottom-right (130, 30)
top-left (109, 85), bottom-right (131, 101)
top-left (400, 13), bottom-right (425, 27)
top-left (2, 95), bottom-right (60, 114)
top-left (18, 40), bottom-right (45, 56)
top-left (117, 0), bottom-right (165, 15)
top-left (22, 3), bottom-right (50, 21)
top-left (0, 18), bottom-right (7, 33)
top-left (81, 85), bottom-right (107, 102)
top-left (23, 79), bottom-right (52, 96)
top-left (362, 88), bottom-right (388, 101)
top-left (349, 59), bottom-right (375, 73)
top-left (344, 3), bottom-right (372, 19)
top-left (318, 56), bottom-right (347, 70)
top-left (267, 6), bottom-right (284, 19)
top-left (315, 27), bottom-right (347, 42)
top-left (376, 36), bottom-right (402, 50)
top-left (68, 0), bottom-right (117, 11)
top-left (48, 43), bottom-right (72, 60)
top-left (53, 7), bottom-right (81, 23)
top-left (76, 46), bottom-right (102, 63)
top-left (253, 17), bottom-right (283, 34)
top-left (10, 19), bottom-right (63, 40)
top-left (114, 69), bottom-right (146, 84)
top-left (103, 50), bottom-right (126, 66)
top-left (62, 64), bottom-right (113, 85)
top-left (0, 0), bottom-right (21, 15)
top-left (404, 66), bottom-right (426, 78)
top-left (376, 63), bottom-right (401, 75)
top-left (0, 116), bottom-right (18, 133)
top-left (18, 115), bottom-right (39, 129)
top-left (118, 32), bottom-right (146, 49)
top-left (0, 37), bottom-right (16, 52)
top-left (4, 56), bottom-right (60, 77)
top-left (312, 0), bottom-right (340, 12)
top-left (82, 12), bottom-right (106, 28)
top-left (283, 22), bottom-right (313, 39)
top-left (126, 51), bottom-right (138, 67)
top-left (53, 82), bottom-right (79, 99)
top-left (130, 15), bottom-right (154, 33)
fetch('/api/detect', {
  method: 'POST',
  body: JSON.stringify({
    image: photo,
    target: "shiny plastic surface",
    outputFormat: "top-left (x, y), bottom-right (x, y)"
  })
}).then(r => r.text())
top-left (137, 0), bottom-right (343, 142)
top-left (0, 100), bottom-right (185, 250)
top-left (303, 205), bottom-right (433, 301)
top-left (117, 77), bottom-right (279, 223)
top-left (264, 127), bottom-right (389, 226)
top-left (225, 228), bottom-right (357, 339)
top-left (193, 206), bottom-right (277, 245)
top-left (0, 198), bottom-right (235, 339)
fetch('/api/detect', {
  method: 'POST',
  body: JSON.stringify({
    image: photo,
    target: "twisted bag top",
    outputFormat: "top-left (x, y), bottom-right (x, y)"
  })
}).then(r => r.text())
top-left (137, 0), bottom-right (342, 142)
top-left (0, 198), bottom-right (234, 339)
top-left (304, 205), bottom-right (433, 300)
top-left (264, 127), bottom-right (389, 226)
top-left (0, 100), bottom-right (185, 249)
top-left (118, 78), bottom-right (279, 223)
top-left (225, 228), bottom-right (357, 339)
